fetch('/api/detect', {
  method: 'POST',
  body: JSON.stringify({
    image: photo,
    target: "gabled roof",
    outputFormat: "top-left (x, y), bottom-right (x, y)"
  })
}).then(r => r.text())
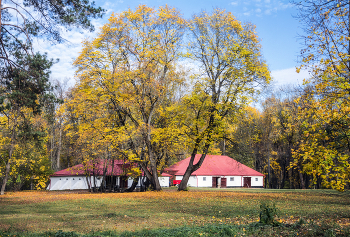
top-left (52, 159), bottom-right (172, 177)
top-left (52, 159), bottom-right (127, 177)
top-left (165, 154), bottom-right (264, 176)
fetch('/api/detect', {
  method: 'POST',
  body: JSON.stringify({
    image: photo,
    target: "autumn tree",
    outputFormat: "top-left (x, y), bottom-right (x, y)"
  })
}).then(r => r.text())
top-left (72, 5), bottom-right (186, 191)
top-left (0, 53), bottom-right (55, 195)
top-left (294, 0), bottom-right (350, 191)
top-left (177, 9), bottom-right (270, 190)
top-left (0, 0), bottom-right (104, 195)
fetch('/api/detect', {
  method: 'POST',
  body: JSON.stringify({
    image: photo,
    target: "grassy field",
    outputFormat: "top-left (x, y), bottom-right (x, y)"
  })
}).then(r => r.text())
top-left (1, 188), bottom-right (350, 236)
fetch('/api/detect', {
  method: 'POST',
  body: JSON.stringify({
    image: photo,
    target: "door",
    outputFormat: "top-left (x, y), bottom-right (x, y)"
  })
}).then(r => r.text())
top-left (120, 176), bottom-right (128, 188)
top-left (221, 178), bottom-right (227, 188)
top-left (243, 177), bottom-right (251, 188)
top-left (212, 177), bottom-right (217, 188)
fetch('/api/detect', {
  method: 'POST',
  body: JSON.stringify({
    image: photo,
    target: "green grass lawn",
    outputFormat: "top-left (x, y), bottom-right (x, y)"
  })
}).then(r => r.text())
top-left (1, 188), bottom-right (350, 236)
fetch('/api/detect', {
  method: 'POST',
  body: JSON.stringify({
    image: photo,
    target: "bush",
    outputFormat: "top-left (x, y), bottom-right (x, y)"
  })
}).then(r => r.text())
top-left (259, 201), bottom-right (278, 226)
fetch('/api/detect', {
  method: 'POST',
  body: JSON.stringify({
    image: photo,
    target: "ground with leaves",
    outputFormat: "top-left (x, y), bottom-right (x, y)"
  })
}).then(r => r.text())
top-left (0, 188), bottom-right (350, 236)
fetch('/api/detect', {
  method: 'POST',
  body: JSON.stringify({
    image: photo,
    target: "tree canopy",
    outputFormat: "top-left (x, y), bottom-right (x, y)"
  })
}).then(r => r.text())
top-left (0, 0), bottom-right (104, 195)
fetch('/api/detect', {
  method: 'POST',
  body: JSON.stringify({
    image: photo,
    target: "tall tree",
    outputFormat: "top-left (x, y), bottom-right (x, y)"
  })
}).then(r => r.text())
top-left (177, 9), bottom-right (270, 191)
top-left (0, 0), bottom-right (104, 195)
top-left (0, 52), bottom-right (54, 195)
top-left (294, 0), bottom-right (350, 191)
top-left (72, 5), bottom-right (186, 191)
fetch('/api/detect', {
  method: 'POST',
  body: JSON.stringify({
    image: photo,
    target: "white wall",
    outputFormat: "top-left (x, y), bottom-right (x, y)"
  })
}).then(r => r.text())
top-left (226, 176), bottom-right (242, 187)
top-left (49, 176), bottom-right (170, 190)
top-left (49, 176), bottom-right (103, 190)
top-left (250, 176), bottom-right (263, 187)
top-left (158, 177), bottom-right (170, 187)
top-left (197, 176), bottom-right (212, 187)
top-left (127, 177), bottom-right (169, 187)
top-left (173, 175), bottom-right (264, 188)
top-left (175, 176), bottom-right (198, 187)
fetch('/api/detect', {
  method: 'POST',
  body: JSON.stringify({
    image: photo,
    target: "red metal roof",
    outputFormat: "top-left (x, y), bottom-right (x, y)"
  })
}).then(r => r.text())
top-left (52, 159), bottom-right (127, 177)
top-left (165, 155), bottom-right (264, 176)
top-left (52, 159), bottom-right (172, 178)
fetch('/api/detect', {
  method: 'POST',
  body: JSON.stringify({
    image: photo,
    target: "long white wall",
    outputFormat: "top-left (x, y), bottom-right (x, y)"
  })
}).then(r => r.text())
top-left (49, 176), bottom-right (169, 190)
top-left (49, 176), bottom-right (103, 190)
top-left (174, 175), bottom-right (264, 188)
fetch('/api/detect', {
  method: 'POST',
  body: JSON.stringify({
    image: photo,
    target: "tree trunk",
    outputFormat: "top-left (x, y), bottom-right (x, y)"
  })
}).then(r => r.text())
top-left (150, 159), bottom-right (161, 191)
top-left (297, 164), bottom-right (305, 189)
top-left (178, 143), bottom-right (210, 191)
top-left (101, 159), bottom-right (108, 192)
top-left (0, 0), bottom-right (2, 31)
top-left (50, 125), bottom-right (55, 170)
top-left (109, 158), bottom-right (115, 192)
top-left (267, 149), bottom-right (271, 189)
top-left (126, 177), bottom-right (139, 192)
top-left (86, 175), bottom-right (91, 192)
top-left (281, 164), bottom-right (286, 189)
top-left (56, 118), bottom-right (63, 171)
top-left (1, 127), bottom-right (16, 195)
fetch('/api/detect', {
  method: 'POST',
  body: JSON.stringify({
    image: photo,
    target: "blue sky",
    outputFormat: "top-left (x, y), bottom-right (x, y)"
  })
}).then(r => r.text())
top-left (34, 0), bottom-right (310, 88)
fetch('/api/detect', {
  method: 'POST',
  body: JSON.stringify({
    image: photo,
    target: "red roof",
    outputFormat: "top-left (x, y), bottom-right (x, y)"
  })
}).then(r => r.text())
top-left (52, 159), bottom-right (172, 178)
top-left (52, 159), bottom-right (127, 177)
top-left (165, 155), bottom-right (263, 176)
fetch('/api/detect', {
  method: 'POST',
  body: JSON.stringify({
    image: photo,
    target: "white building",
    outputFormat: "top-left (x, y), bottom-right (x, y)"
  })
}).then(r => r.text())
top-left (166, 155), bottom-right (264, 188)
top-left (48, 159), bottom-right (170, 191)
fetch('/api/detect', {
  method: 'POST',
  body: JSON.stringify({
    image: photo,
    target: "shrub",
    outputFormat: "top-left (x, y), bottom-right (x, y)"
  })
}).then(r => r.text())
top-left (259, 201), bottom-right (278, 226)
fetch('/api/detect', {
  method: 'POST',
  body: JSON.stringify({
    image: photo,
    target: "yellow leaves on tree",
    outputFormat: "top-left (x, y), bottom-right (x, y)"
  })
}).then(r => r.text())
top-left (70, 5), bottom-right (187, 191)
top-left (292, 0), bottom-right (350, 191)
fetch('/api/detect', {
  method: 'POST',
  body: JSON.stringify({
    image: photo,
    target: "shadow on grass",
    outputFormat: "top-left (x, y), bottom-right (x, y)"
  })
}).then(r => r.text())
top-left (1, 221), bottom-right (350, 237)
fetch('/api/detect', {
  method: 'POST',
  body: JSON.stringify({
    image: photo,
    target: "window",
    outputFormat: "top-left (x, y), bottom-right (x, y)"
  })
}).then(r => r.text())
top-left (230, 177), bottom-right (234, 181)
top-left (203, 177), bottom-right (206, 181)
top-left (255, 178), bottom-right (258, 181)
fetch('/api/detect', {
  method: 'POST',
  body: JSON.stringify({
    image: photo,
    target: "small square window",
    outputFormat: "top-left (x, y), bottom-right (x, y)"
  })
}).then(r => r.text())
top-left (230, 177), bottom-right (234, 181)
top-left (203, 177), bottom-right (206, 181)
top-left (255, 178), bottom-right (258, 181)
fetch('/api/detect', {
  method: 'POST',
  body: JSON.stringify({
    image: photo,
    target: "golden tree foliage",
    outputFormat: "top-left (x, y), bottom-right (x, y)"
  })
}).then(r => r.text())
top-left (292, 92), bottom-right (350, 191)
top-left (71, 5), bottom-right (186, 191)
top-left (177, 9), bottom-right (270, 190)
top-left (69, 6), bottom-right (270, 191)
top-left (0, 107), bottom-right (51, 193)
top-left (293, 0), bottom-right (350, 191)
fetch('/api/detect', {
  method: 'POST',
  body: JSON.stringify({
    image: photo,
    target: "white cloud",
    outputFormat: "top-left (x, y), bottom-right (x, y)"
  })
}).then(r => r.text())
top-left (31, 14), bottom-right (108, 86)
top-left (32, 27), bottom-right (100, 87)
top-left (231, 0), bottom-right (293, 17)
top-left (271, 67), bottom-right (311, 86)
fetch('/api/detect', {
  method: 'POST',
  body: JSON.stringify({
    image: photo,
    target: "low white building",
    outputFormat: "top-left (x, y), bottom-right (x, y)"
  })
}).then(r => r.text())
top-left (48, 159), bottom-right (170, 191)
top-left (166, 155), bottom-right (264, 188)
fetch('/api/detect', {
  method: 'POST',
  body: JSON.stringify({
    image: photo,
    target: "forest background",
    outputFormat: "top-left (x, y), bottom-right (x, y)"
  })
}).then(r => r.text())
top-left (1, 0), bottom-right (350, 194)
